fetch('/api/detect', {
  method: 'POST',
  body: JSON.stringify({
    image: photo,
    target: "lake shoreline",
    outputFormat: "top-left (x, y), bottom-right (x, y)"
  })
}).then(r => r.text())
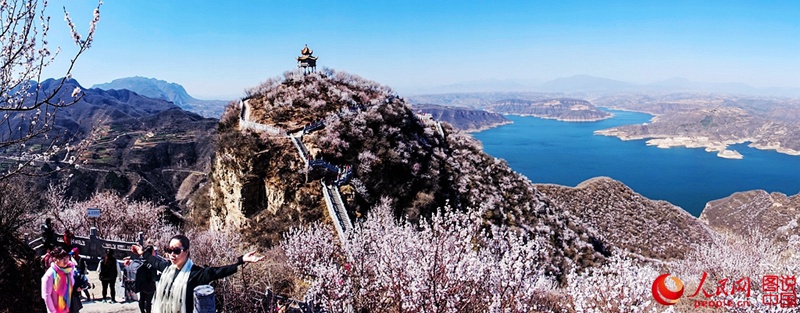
top-left (473, 111), bottom-right (800, 217)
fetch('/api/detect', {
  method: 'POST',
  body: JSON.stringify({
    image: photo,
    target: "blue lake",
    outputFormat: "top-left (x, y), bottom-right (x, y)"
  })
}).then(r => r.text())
top-left (472, 110), bottom-right (800, 216)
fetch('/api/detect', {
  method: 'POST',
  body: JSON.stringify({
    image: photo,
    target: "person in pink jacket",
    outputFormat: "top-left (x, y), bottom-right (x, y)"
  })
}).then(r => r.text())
top-left (41, 247), bottom-right (76, 313)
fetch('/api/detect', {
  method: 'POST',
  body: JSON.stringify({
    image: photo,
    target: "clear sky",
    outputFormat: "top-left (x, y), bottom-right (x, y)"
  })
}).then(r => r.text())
top-left (42, 0), bottom-right (800, 99)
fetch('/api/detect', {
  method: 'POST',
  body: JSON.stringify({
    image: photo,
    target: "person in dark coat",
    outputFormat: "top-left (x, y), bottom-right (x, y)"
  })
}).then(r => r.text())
top-left (97, 249), bottom-right (120, 303)
top-left (70, 268), bottom-right (90, 312)
top-left (41, 218), bottom-right (56, 251)
top-left (136, 247), bottom-right (158, 313)
top-left (132, 234), bottom-right (265, 313)
top-left (71, 247), bottom-right (92, 300)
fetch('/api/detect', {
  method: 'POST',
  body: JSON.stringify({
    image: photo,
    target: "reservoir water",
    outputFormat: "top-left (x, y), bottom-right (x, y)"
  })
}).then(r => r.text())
top-left (472, 110), bottom-right (800, 216)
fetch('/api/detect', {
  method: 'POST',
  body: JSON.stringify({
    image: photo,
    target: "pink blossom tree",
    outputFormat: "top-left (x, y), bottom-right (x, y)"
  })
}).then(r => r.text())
top-left (282, 198), bottom-right (555, 312)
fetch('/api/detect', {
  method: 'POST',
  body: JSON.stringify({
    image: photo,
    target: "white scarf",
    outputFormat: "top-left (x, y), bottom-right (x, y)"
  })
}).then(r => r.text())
top-left (153, 258), bottom-right (193, 313)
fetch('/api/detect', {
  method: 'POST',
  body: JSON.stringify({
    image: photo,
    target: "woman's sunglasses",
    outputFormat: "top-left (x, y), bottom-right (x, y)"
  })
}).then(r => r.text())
top-left (164, 247), bottom-right (184, 255)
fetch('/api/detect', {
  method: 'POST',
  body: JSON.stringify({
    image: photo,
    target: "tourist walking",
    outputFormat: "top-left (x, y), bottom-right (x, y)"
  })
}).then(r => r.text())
top-left (63, 229), bottom-right (75, 250)
top-left (132, 234), bottom-right (265, 313)
top-left (97, 249), bottom-right (121, 303)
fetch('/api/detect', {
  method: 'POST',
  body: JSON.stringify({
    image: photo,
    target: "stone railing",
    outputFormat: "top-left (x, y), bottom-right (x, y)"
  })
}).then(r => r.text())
top-left (28, 227), bottom-right (144, 260)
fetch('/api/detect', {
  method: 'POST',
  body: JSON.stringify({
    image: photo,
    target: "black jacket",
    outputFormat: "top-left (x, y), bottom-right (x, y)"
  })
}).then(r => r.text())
top-left (71, 270), bottom-right (89, 312)
top-left (145, 253), bottom-right (244, 312)
top-left (98, 257), bottom-right (119, 281)
top-left (136, 256), bottom-right (158, 293)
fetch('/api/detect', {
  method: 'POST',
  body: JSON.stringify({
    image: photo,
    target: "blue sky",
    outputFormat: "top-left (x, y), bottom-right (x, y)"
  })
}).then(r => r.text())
top-left (43, 1), bottom-right (800, 99)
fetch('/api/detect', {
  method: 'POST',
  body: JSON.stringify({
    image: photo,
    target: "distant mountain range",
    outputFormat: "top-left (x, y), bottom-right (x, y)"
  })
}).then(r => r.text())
top-left (407, 75), bottom-right (800, 98)
top-left (92, 77), bottom-right (229, 118)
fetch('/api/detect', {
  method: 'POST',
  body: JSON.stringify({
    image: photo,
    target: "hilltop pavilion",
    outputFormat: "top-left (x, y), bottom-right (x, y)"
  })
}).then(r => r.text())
top-left (297, 44), bottom-right (318, 73)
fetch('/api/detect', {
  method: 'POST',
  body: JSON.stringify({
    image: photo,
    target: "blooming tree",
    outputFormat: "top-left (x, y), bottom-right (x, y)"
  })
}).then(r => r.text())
top-left (0, 0), bottom-right (101, 179)
top-left (565, 254), bottom-right (665, 313)
top-left (42, 190), bottom-right (175, 242)
top-left (282, 198), bottom-right (555, 313)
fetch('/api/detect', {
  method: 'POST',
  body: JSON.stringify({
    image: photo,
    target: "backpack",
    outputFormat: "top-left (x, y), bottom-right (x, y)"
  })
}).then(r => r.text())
top-left (125, 258), bottom-right (144, 284)
top-left (73, 270), bottom-right (90, 290)
top-left (134, 261), bottom-right (155, 293)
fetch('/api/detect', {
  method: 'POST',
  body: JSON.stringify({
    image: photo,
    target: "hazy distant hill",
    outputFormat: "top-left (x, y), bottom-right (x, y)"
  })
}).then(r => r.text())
top-left (408, 93), bottom-right (610, 122)
top-left (92, 77), bottom-right (229, 118)
top-left (407, 92), bottom-right (559, 109)
top-left (540, 75), bottom-right (637, 93)
top-left (413, 75), bottom-right (800, 98)
top-left (404, 79), bottom-right (538, 94)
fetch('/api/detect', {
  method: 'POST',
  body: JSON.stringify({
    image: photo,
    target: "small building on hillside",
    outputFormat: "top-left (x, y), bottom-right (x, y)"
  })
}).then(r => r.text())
top-left (297, 44), bottom-right (318, 73)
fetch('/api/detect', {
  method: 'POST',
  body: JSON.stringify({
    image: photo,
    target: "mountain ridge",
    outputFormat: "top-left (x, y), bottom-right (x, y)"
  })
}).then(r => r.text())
top-left (91, 76), bottom-right (229, 118)
top-left (2, 77), bottom-right (218, 215)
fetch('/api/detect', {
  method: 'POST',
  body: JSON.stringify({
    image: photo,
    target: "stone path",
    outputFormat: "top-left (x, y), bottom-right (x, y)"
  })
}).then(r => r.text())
top-left (78, 266), bottom-right (140, 313)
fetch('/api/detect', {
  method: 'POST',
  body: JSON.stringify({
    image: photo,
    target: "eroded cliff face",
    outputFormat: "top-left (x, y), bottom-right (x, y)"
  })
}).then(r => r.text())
top-left (209, 151), bottom-right (305, 231)
top-left (205, 119), bottom-right (324, 245)
top-left (208, 152), bottom-right (247, 230)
